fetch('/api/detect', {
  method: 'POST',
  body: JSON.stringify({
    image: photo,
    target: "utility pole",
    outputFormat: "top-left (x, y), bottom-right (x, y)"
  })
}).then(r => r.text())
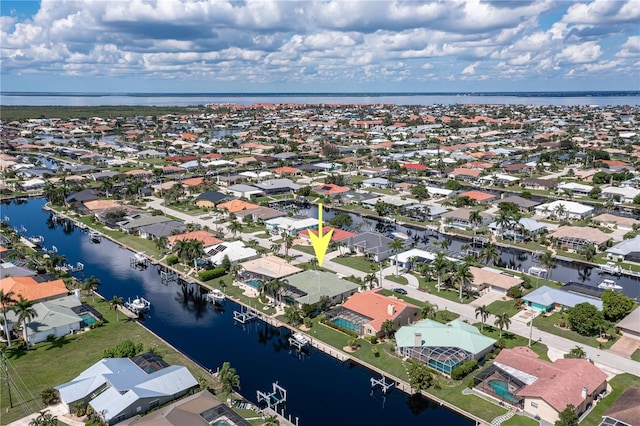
top-left (0, 349), bottom-right (13, 408)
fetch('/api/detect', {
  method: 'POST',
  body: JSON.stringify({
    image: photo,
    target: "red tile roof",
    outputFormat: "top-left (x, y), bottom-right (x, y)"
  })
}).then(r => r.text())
top-left (298, 227), bottom-right (356, 242)
top-left (314, 184), bottom-right (349, 195)
top-left (0, 276), bottom-right (68, 303)
top-left (459, 190), bottom-right (496, 202)
top-left (494, 347), bottom-right (608, 412)
top-left (401, 163), bottom-right (427, 170)
top-left (167, 231), bottom-right (222, 247)
top-left (342, 289), bottom-right (419, 332)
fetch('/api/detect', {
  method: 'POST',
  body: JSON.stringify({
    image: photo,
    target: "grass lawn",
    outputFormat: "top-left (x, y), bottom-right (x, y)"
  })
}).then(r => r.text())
top-left (378, 290), bottom-right (460, 323)
top-left (475, 323), bottom-right (551, 362)
top-left (484, 298), bottom-right (521, 319)
top-left (533, 312), bottom-right (617, 349)
top-left (416, 277), bottom-right (475, 304)
top-left (162, 202), bottom-right (208, 217)
top-left (331, 255), bottom-right (378, 273)
top-left (385, 275), bottom-right (408, 285)
top-left (502, 414), bottom-right (539, 426)
top-left (631, 348), bottom-right (640, 362)
top-left (292, 244), bottom-right (315, 255)
top-left (580, 373), bottom-right (640, 426)
top-left (0, 298), bottom-right (217, 426)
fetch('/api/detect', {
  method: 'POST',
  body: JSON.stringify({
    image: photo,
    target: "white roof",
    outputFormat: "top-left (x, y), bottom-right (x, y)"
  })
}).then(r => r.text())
top-left (396, 248), bottom-right (436, 263)
top-left (558, 182), bottom-right (593, 192)
top-left (207, 240), bottom-right (258, 265)
top-left (535, 200), bottom-right (594, 214)
top-left (266, 216), bottom-right (318, 230)
top-left (425, 186), bottom-right (453, 196)
top-left (601, 186), bottom-right (640, 198)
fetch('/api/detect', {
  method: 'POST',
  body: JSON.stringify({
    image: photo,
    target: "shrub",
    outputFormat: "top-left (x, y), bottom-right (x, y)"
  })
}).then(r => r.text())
top-left (40, 387), bottom-right (58, 406)
top-left (322, 319), bottom-right (358, 338)
top-left (166, 255), bottom-right (179, 265)
top-left (372, 347), bottom-right (379, 357)
top-left (198, 267), bottom-right (226, 282)
top-left (506, 286), bottom-right (523, 299)
top-left (369, 335), bottom-right (378, 345)
top-left (103, 340), bottom-right (143, 358)
top-left (451, 359), bottom-right (479, 380)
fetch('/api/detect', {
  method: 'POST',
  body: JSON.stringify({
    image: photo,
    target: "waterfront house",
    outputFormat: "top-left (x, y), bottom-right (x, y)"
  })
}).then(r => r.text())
top-left (225, 184), bottom-right (263, 199)
top-left (441, 208), bottom-right (493, 230)
top-left (217, 199), bottom-right (260, 215)
top-left (123, 390), bottom-right (253, 426)
top-left (474, 347), bottom-right (607, 424)
top-left (206, 240), bottom-right (259, 266)
top-left (234, 205), bottom-right (286, 222)
top-left (606, 235), bottom-right (640, 262)
top-left (344, 231), bottom-right (394, 262)
top-left (557, 182), bottom-right (593, 197)
top-left (167, 231), bottom-right (223, 251)
top-left (283, 270), bottom-right (359, 307)
top-left (328, 289), bottom-right (420, 338)
top-left (118, 214), bottom-right (175, 235)
top-left (137, 221), bottom-right (186, 240)
top-left (469, 266), bottom-right (523, 295)
top-left (601, 185), bottom-right (640, 203)
top-left (534, 200), bottom-right (594, 220)
top-left (522, 285), bottom-right (603, 312)
top-left (395, 319), bottom-right (496, 376)
top-left (593, 213), bottom-right (640, 232)
top-left (494, 196), bottom-right (541, 212)
top-left (0, 276), bottom-right (68, 303)
top-left (265, 216), bottom-right (318, 236)
top-left (615, 307), bottom-right (640, 341)
top-left (55, 355), bottom-right (198, 425)
top-left (549, 226), bottom-right (611, 251)
top-left (254, 178), bottom-right (300, 195)
top-left (521, 178), bottom-right (557, 191)
top-left (298, 227), bottom-right (356, 243)
top-left (459, 190), bottom-right (496, 204)
top-left (239, 255), bottom-right (302, 282)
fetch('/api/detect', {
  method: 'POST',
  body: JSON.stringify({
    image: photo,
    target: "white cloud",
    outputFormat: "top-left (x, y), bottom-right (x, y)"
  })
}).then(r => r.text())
top-left (462, 61), bottom-right (480, 75)
top-left (557, 42), bottom-right (602, 64)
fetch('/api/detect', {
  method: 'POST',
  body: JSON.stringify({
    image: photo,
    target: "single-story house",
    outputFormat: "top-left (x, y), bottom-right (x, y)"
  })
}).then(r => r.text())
top-left (593, 213), bottom-right (640, 232)
top-left (459, 190), bottom-right (496, 203)
top-left (254, 178), bottom-right (300, 195)
top-left (550, 226), bottom-right (612, 251)
top-left (441, 208), bottom-right (493, 230)
top-left (396, 319), bottom-right (496, 376)
top-left (118, 214), bottom-right (175, 235)
top-left (615, 307), bottom-right (640, 341)
top-left (601, 186), bottom-right (640, 203)
top-left (362, 177), bottom-right (391, 189)
top-left (599, 387), bottom-right (640, 426)
top-left (283, 270), bottom-right (359, 307)
top-left (495, 196), bottom-right (541, 212)
top-left (265, 217), bottom-right (318, 236)
top-left (217, 199), bottom-right (260, 215)
top-left (328, 289), bottom-right (420, 337)
top-left (557, 182), bottom-right (593, 197)
top-left (522, 285), bottom-right (603, 312)
top-left (521, 178), bottom-right (557, 191)
top-left (239, 255), bottom-right (302, 281)
top-left (0, 276), bottom-right (68, 303)
top-left (194, 190), bottom-right (231, 208)
top-left (0, 262), bottom-right (37, 278)
top-left (474, 347), bottom-right (607, 424)
top-left (167, 231), bottom-right (223, 251)
top-left (344, 231), bottom-right (395, 262)
top-left (55, 355), bottom-right (198, 425)
top-left (137, 221), bottom-right (186, 240)
top-left (298, 227), bottom-right (357, 243)
top-left (606, 235), bottom-right (640, 262)
top-left (534, 200), bottom-right (594, 219)
top-left (469, 266), bottom-right (523, 295)
top-left (206, 240), bottom-right (259, 266)
top-left (225, 184), bottom-right (263, 199)
top-left (234, 206), bottom-right (286, 222)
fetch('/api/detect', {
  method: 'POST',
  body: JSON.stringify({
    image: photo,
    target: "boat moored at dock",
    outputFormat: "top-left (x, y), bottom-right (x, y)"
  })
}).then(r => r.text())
top-left (597, 279), bottom-right (623, 291)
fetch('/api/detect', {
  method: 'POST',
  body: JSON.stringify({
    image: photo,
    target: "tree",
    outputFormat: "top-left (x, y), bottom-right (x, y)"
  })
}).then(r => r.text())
top-left (421, 301), bottom-right (438, 320)
top-left (281, 232), bottom-right (294, 260)
top-left (567, 346), bottom-right (586, 359)
top-left (407, 359), bottom-right (434, 392)
top-left (540, 251), bottom-right (557, 280)
top-left (580, 243), bottom-right (596, 261)
top-left (390, 238), bottom-right (405, 276)
top-left (363, 273), bottom-right (378, 290)
top-left (218, 361), bottom-right (241, 394)
top-left (155, 235), bottom-right (168, 251)
top-left (555, 404), bottom-right (579, 426)
top-left (494, 312), bottom-right (511, 338)
top-left (431, 252), bottom-right (449, 292)
top-left (0, 289), bottom-right (17, 348)
top-left (410, 184), bottom-right (429, 202)
top-left (381, 319), bottom-right (396, 339)
top-left (103, 340), bottom-right (143, 358)
top-left (29, 410), bottom-right (58, 426)
top-left (468, 210), bottom-right (482, 235)
top-left (475, 305), bottom-right (490, 331)
top-left (374, 200), bottom-right (389, 217)
top-left (452, 262), bottom-right (473, 302)
top-left (567, 302), bottom-right (608, 336)
top-left (109, 296), bottom-right (124, 321)
top-left (263, 414), bottom-right (280, 426)
top-left (328, 213), bottom-right (353, 229)
top-left (479, 243), bottom-right (500, 266)
top-left (444, 179), bottom-right (461, 191)
top-left (83, 276), bottom-right (102, 302)
top-left (228, 220), bottom-right (243, 238)
top-left (283, 306), bottom-right (303, 326)
top-left (601, 290), bottom-right (635, 322)
top-left (14, 296), bottom-right (37, 347)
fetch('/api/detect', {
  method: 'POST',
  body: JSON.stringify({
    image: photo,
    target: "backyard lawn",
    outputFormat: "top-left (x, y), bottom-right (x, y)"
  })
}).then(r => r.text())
top-left (331, 255), bottom-right (379, 273)
top-left (580, 373), bottom-right (640, 426)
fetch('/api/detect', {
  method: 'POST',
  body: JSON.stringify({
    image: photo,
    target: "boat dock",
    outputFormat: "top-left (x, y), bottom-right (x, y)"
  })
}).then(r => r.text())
top-left (370, 375), bottom-right (395, 394)
top-left (256, 381), bottom-right (287, 410)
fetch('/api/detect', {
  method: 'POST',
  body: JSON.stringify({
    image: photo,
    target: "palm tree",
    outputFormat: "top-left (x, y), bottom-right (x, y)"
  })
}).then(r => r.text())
top-left (218, 361), bottom-right (241, 394)
top-left (228, 221), bottom-right (243, 238)
top-left (363, 273), bottom-right (379, 290)
top-left (263, 414), bottom-right (280, 426)
top-left (475, 305), bottom-right (490, 331)
top-left (452, 262), bottom-right (473, 302)
top-left (540, 250), bottom-right (557, 280)
top-left (389, 238), bottom-right (405, 276)
top-left (420, 301), bottom-right (439, 320)
top-left (0, 289), bottom-right (17, 348)
top-left (308, 257), bottom-right (319, 270)
top-left (155, 235), bottom-right (168, 252)
top-left (479, 243), bottom-right (500, 266)
top-left (281, 232), bottom-right (294, 261)
top-left (14, 296), bottom-right (37, 348)
top-left (29, 410), bottom-right (57, 426)
top-left (495, 211), bottom-right (512, 240)
top-left (440, 238), bottom-right (451, 251)
top-left (431, 252), bottom-right (449, 292)
top-left (83, 276), bottom-right (101, 302)
top-left (554, 203), bottom-right (567, 220)
top-left (468, 210), bottom-right (482, 235)
top-left (110, 296), bottom-right (124, 321)
top-left (580, 243), bottom-right (596, 261)
top-left (494, 312), bottom-right (512, 338)
top-left (266, 278), bottom-right (288, 305)
top-left (270, 242), bottom-right (281, 255)
top-left (381, 319), bottom-right (396, 339)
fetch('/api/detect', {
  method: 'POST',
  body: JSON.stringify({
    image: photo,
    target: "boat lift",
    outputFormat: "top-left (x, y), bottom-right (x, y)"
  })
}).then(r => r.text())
top-left (370, 375), bottom-right (395, 394)
top-left (257, 382), bottom-right (287, 410)
top-left (160, 269), bottom-right (178, 285)
top-left (233, 306), bottom-right (258, 324)
top-left (130, 252), bottom-right (149, 268)
top-left (288, 332), bottom-right (310, 352)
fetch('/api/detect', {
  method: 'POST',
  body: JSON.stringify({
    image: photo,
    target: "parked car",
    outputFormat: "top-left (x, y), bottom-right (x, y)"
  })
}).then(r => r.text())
top-left (392, 288), bottom-right (407, 295)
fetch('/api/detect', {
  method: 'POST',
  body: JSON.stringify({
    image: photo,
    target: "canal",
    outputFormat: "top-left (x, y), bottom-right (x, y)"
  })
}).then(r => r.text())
top-left (1, 198), bottom-right (474, 426)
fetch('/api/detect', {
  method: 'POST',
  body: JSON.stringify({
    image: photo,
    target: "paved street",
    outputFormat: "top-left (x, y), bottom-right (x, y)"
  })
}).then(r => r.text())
top-left (146, 197), bottom-right (640, 377)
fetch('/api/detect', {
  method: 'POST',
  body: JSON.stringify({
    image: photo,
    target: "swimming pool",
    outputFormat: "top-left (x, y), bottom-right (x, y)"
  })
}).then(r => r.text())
top-left (247, 280), bottom-right (261, 289)
top-left (488, 380), bottom-right (519, 403)
top-left (331, 317), bottom-right (361, 333)
top-left (80, 312), bottom-right (98, 326)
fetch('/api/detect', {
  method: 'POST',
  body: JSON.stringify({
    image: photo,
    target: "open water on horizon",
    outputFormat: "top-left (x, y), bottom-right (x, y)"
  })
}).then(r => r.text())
top-left (1, 92), bottom-right (639, 107)
top-left (0, 198), bottom-right (474, 426)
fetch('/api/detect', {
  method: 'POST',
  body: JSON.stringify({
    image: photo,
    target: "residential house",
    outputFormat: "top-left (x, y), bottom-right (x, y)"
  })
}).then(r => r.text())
top-left (254, 178), bottom-right (300, 195)
top-left (449, 168), bottom-right (482, 180)
top-left (469, 266), bottom-right (523, 295)
top-left (0, 276), bottom-right (68, 303)
top-left (495, 196), bottom-right (541, 212)
top-left (122, 390), bottom-right (253, 426)
top-left (55, 355), bottom-right (198, 425)
top-left (344, 231), bottom-right (395, 262)
top-left (534, 200), bottom-right (594, 219)
top-left (459, 190), bottom-right (496, 204)
top-left (118, 214), bottom-right (175, 235)
top-left (522, 178), bottom-right (557, 191)
top-left (166, 231), bottom-right (223, 251)
top-left (557, 182), bottom-right (593, 197)
top-left (225, 184), bottom-right (263, 199)
top-left (396, 319), bottom-right (496, 376)
top-left (550, 226), bottom-right (611, 251)
top-left (362, 177), bottom-right (391, 189)
top-left (593, 213), bottom-right (640, 232)
top-left (265, 216), bottom-right (318, 236)
top-left (601, 186), bottom-right (640, 203)
top-left (479, 174), bottom-right (520, 186)
top-left (194, 190), bottom-right (232, 209)
top-left (599, 387), bottom-right (640, 426)
top-left (441, 208), bottom-right (493, 230)
top-left (0, 262), bottom-right (37, 278)
top-left (606, 235), bottom-right (640, 262)
top-left (314, 183), bottom-right (350, 197)
top-left (239, 256), bottom-right (302, 282)
top-left (328, 289), bottom-right (420, 337)
top-left (474, 347), bottom-right (607, 424)
top-left (217, 199), bottom-right (260, 215)
top-left (206, 240), bottom-right (259, 266)
top-left (234, 206), bottom-right (286, 222)
top-left (137, 221), bottom-right (186, 240)
top-left (522, 285), bottom-right (603, 312)
top-left (298, 227), bottom-right (357, 243)
top-left (615, 308), bottom-right (640, 341)
top-left (283, 270), bottom-right (359, 307)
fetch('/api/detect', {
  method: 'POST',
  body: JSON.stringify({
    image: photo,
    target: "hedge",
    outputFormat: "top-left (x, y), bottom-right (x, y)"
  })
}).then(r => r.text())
top-left (198, 267), bottom-right (226, 282)
top-left (322, 320), bottom-right (359, 338)
top-left (451, 359), bottom-right (479, 380)
top-left (165, 255), bottom-right (179, 265)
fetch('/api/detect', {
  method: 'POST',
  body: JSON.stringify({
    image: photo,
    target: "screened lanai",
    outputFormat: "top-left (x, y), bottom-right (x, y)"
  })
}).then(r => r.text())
top-left (325, 307), bottom-right (371, 336)
top-left (400, 346), bottom-right (472, 375)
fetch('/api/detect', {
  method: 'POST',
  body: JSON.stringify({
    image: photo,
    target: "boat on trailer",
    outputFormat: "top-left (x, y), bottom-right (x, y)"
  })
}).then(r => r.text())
top-left (597, 279), bottom-right (623, 291)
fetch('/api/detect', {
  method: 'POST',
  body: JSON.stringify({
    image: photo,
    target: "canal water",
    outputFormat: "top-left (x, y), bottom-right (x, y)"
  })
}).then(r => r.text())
top-left (1, 198), bottom-right (473, 426)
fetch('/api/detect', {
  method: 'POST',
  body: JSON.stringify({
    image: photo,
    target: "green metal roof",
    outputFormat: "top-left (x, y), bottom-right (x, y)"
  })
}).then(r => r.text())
top-left (285, 270), bottom-right (359, 305)
top-left (396, 319), bottom-right (496, 355)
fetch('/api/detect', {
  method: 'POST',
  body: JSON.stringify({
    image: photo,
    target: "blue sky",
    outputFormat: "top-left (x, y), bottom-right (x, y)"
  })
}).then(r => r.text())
top-left (1, 0), bottom-right (638, 93)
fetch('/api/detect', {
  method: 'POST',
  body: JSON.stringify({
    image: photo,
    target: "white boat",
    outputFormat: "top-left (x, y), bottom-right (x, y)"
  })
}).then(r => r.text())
top-left (390, 231), bottom-right (409, 240)
top-left (126, 296), bottom-right (151, 313)
top-left (207, 289), bottom-right (226, 303)
top-left (291, 332), bottom-right (310, 346)
top-left (599, 262), bottom-right (622, 275)
top-left (528, 266), bottom-right (547, 277)
top-left (598, 279), bottom-right (623, 291)
top-left (28, 235), bottom-right (45, 245)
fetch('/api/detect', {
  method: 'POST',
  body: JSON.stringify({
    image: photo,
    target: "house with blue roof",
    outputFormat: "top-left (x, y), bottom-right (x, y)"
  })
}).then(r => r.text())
top-left (395, 319), bottom-right (496, 376)
top-left (55, 356), bottom-right (198, 425)
top-left (522, 285), bottom-right (603, 312)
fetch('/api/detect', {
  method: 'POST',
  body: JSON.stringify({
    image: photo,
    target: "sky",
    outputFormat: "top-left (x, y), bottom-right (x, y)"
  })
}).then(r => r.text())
top-left (1, 0), bottom-right (639, 93)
